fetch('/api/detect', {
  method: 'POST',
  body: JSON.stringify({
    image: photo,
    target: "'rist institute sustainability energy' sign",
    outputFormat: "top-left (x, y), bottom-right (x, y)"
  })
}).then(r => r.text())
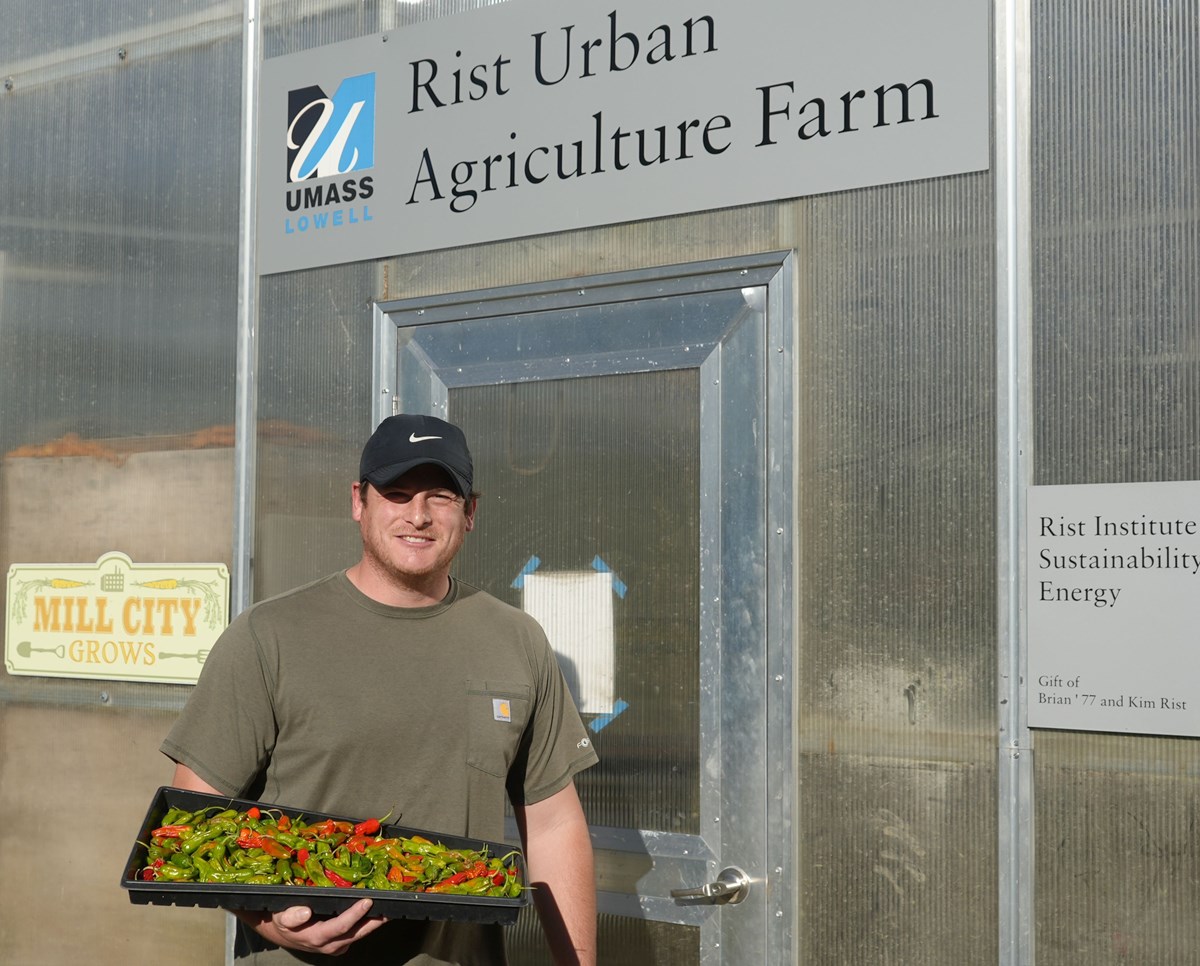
top-left (1027, 481), bottom-right (1200, 738)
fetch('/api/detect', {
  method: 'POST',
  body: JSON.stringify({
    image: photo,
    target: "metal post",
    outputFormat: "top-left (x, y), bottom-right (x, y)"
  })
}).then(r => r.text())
top-left (232, 0), bottom-right (261, 622)
top-left (995, 0), bottom-right (1035, 964)
top-left (229, 0), bottom-right (261, 957)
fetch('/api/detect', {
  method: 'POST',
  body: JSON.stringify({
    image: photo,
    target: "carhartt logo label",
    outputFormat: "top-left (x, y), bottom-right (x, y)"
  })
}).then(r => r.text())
top-left (493, 698), bottom-right (512, 722)
top-left (409, 433), bottom-right (442, 443)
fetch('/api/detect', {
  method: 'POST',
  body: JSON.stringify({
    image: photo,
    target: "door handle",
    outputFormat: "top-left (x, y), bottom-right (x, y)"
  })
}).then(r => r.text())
top-left (670, 866), bottom-right (751, 905)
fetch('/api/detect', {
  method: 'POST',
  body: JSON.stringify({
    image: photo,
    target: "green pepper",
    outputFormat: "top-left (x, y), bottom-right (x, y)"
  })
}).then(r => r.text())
top-left (367, 858), bottom-right (391, 891)
top-left (192, 855), bottom-right (219, 880)
top-left (305, 856), bottom-right (332, 887)
top-left (206, 868), bottom-right (258, 883)
top-left (160, 807), bottom-right (189, 826)
top-left (181, 825), bottom-right (226, 854)
top-left (271, 829), bottom-right (305, 850)
top-left (203, 840), bottom-right (229, 865)
top-left (433, 877), bottom-right (493, 896)
top-left (155, 861), bottom-right (197, 881)
top-left (347, 850), bottom-right (373, 877)
top-left (400, 838), bottom-right (447, 858)
top-left (228, 850), bottom-right (275, 874)
top-left (324, 859), bottom-right (369, 883)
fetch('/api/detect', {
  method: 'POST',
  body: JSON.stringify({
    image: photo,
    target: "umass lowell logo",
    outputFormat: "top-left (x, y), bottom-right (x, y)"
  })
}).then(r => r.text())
top-left (284, 72), bottom-right (375, 234)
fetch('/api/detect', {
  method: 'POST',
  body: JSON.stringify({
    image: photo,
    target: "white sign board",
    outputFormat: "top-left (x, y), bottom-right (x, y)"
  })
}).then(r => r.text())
top-left (522, 570), bottom-right (615, 714)
top-left (257, 0), bottom-right (989, 274)
top-left (5, 551), bottom-right (230, 685)
top-left (1027, 481), bottom-right (1200, 736)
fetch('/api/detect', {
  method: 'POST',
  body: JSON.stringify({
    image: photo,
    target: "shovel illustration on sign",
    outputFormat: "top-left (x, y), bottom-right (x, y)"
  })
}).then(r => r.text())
top-left (16, 640), bottom-right (64, 659)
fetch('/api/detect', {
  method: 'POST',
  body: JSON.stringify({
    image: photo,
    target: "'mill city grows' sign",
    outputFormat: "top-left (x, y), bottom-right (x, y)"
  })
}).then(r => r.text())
top-left (5, 551), bottom-right (229, 685)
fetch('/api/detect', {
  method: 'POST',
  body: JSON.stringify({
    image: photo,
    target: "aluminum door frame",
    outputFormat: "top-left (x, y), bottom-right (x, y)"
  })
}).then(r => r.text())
top-left (372, 251), bottom-right (796, 963)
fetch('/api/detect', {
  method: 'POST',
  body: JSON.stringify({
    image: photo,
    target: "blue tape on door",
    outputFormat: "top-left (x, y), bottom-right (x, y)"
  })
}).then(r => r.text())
top-left (589, 699), bottom-right (630, 733)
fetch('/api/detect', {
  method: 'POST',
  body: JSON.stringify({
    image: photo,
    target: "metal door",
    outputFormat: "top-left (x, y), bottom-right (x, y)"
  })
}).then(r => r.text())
top-left (373, 252), bottom-right (795, 964)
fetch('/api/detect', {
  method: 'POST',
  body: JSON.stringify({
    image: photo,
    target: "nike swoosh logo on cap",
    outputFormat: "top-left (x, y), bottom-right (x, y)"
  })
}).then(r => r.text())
top-left (409, 433), bottom-right (442, 443)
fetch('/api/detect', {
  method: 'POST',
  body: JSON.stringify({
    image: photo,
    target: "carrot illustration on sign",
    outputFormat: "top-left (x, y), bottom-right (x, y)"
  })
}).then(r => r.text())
top-left (134, 577), bottom-right (224, 629)
top-left (9, 578), bottom-right (91, 622)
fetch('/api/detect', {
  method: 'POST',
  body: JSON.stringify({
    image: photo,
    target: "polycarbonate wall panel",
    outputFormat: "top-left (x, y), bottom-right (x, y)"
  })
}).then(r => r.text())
top-left (797, 175), bottom-right (998, 964)
top-left (253, 261), bottom-right (380, 602)
top-left (0, 27), bottom-right (240, 458)
top-left (1031, 3), bottom-right (1200, 963)
top-left (0, 1), bottom-right (224, 63)
top-left (260, 0), bottom-right (506, 58)
top-left (0, 3), bottom-right (242, 964)
top-left (1032, 2), bottom-right (1200, 485)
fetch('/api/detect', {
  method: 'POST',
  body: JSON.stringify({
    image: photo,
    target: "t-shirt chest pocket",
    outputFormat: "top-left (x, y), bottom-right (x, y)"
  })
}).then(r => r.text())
top-left (465, 682), bottom-right (531, 778)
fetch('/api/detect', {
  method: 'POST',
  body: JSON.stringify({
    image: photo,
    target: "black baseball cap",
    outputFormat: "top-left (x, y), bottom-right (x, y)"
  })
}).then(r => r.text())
top-left (359, 414), bottom-right (473, 497)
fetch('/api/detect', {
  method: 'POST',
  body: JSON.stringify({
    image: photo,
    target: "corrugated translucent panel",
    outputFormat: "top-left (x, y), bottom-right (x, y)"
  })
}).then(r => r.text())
top-left (797, 174), bottom-right (998, 964)
top-left (0, 2), bottom-right (222, 63)
top-left (1031, 3), bottom-right (1200, 963)
top-left (0, 26), bottom-right (240, 455)
top-left (1033, 3), bottom-right (1200, 485)
top-left (261, 0), bottom-right (515, 58)
top-left (450, 374), bottom-right (701, 836)
top-left (253, 262), bottom-right (381, 602)
top-left (0, 5), bottom-right (241, 965)
top-left (506, 913), bottom-right (698, 966)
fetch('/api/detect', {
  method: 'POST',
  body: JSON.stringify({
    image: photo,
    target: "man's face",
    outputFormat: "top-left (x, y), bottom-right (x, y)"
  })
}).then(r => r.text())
top-left (352, 463), bottom-right (476, 594)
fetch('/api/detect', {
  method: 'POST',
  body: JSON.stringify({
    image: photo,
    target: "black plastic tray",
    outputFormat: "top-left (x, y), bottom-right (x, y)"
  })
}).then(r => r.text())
top-left (120, 787), bottom-right (529, 925)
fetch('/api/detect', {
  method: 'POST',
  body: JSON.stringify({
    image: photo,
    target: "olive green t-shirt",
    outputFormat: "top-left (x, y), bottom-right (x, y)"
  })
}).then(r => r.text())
top-left (161, 572), bottom-right (598, 965)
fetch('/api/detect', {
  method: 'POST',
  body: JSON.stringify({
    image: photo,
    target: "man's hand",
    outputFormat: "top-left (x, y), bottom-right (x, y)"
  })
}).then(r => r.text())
top-left (234, 900), bottom-right (387, 955)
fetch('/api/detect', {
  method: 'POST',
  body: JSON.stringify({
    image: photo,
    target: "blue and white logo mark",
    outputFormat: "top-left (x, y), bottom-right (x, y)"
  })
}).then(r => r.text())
top-left (287, 73), bottom-right (376, 182)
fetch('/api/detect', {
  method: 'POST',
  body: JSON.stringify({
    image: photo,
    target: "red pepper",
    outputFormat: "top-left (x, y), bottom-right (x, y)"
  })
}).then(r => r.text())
top-left (151, 824), bottom-right (192, 839)
top-left (345, 834), bottom-right (370, 854)
top-left (306, 818), bottom-right (350, 838)
top-left (353, 817), bottom-right (380, 837)
top-left (325, 868), bottom-right (353, 888)
top-left (296, 848), bottom-right (310, 865)
top-left (246, 806), bottom-right (261, 820)
top-left (236, 826), bottom-right (292, 859)
top-left (237, 828), bottom-right (264, 849)
top-left (492, 871), bottom-right (506, 886)
top-left (258, 837), bottom-right (292, 859)
top-left (141, 867), bottom-right (156, 880)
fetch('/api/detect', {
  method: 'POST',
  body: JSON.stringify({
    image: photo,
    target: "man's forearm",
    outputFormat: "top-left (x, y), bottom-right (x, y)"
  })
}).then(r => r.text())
top-left (521, 785), bottom-right (597, 966)
top-left (530, 820), bottom-right (596, 965)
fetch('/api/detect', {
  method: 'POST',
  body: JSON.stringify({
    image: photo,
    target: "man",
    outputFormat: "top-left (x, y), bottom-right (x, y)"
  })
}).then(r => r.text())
top-left (162, 413), bottom-right (599, 965)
